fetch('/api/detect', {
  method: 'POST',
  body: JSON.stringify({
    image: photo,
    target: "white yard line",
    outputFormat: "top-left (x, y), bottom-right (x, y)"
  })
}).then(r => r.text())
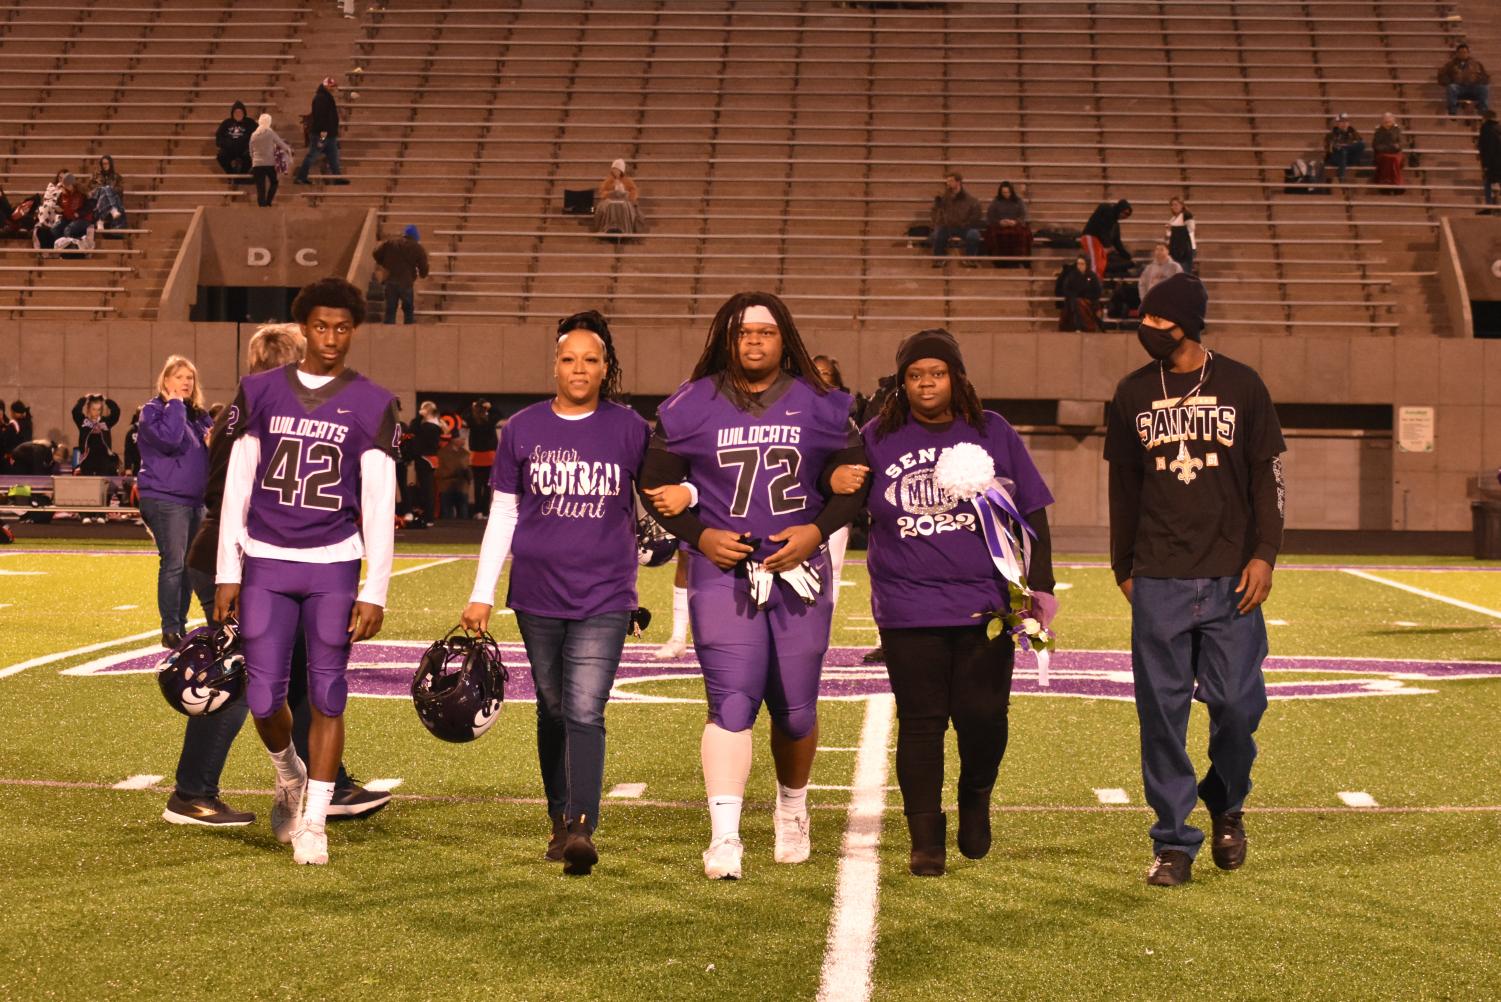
top-left (606, 783), bottom-right (647, 799)
top-left (815, 693), bottom-right (895, 1002)
top-left (111, 774), bottom-right (163, 790)
top-left (1094, 787), bottom-right (1131, 805)
top-left (362, 777), bottom-right (403, 793)
top-left (1343, 568), bottom-right (1501, 620)
top-left (1338, 790), bottom-right (1379, 807)
top-left (5, 557), bottom-right (459, 681)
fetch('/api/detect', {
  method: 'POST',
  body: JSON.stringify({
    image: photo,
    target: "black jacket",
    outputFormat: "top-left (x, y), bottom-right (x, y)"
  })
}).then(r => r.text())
top-left (215, 102), bottom-right (253, 155)
top-left (310, 86), bottom-right (340, 139)
top-left (1480, 120), bottom-right (1501, 178)
top-left (1083, 200), bottom-right (1132, 257)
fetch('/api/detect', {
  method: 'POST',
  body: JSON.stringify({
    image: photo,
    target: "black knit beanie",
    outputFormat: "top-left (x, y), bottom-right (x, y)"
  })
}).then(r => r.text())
top-left (895, 328), bottom-right (965, 378)
top-left (1140, 272), bottom-right (1209, 341)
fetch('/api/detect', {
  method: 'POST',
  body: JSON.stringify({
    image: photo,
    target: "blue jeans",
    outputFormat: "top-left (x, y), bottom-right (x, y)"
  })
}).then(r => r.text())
top-left (516, 609), bottom-right (629, 832)
top-left (296, 134), bottom-right (342, 179)
top-left (139, 496), bottom-right (204, 634)
top-left (1130, 576), bottom-right (1268, 859)
top-left (1327, 141), bottom-right (1365, 179)
top-left (383, 282), bottom-right (415, 324)
top-left (1447, 82), bottom-right (1489, 114)
top-left (932, 226), bottom-right (981, 257)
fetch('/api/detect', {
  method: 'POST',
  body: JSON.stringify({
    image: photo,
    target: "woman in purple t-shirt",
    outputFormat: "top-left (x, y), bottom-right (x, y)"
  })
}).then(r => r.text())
top-left (853, 329), bottom-right (1057, 877)
top-left (462, 310), bottom-right (649, 877)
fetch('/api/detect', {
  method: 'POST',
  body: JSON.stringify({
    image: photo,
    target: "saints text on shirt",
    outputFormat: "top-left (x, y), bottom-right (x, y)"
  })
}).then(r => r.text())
top-left (1136, 395), bottom-right (1236, 451)
top-left (267, 414), bottom-right (350, 444)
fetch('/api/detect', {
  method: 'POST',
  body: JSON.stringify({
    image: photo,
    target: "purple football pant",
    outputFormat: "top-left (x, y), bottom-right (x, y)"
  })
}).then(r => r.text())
top-left (687, 548), bottom-right (833, 739)
top-left (240, 556), bottom-right (361, 720)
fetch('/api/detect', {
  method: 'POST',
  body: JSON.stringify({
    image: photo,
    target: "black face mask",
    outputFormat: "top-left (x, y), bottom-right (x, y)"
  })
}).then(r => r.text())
top-left (1137, 323), bottom-right (1180, 361)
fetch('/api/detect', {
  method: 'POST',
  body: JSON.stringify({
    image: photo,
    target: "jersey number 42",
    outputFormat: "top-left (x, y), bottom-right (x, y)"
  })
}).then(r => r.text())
top-left (261, 438), bottom-right (344, 511)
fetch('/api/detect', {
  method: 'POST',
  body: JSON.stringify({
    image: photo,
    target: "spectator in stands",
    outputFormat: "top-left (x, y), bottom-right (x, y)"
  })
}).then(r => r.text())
top-left (123, 405), bottom-right (143, 476)
top-left (33, 170), bottom-right (65, 243)
top-left (137, 356), bottom-right (213, 648)
top-left (37, 173), bottom-right (91, 251)
top-left (437, 433), bottom-right (471, 520)
top-left (411, 400), bottom-right (443, 522)
top-left (2, 186), bottom-right (41, 240)
top-left (1439, 44), bottom-right (1490, 117)
top-left (1056, 254), bottom-right (1102, 331)
top-left (1138, 243), bottom-right (1183, 299)
top-left (215, 101), bottom-right (254, 179)
top-left (467, 398), bottom-right (498, 515)
top-left (90, 155), bottom-right (127, 230)
top-left (594, 158), bottom-right (643, 236)
top-left (1324, 113), bottom-right (1365, 182)
top-left (294, 77), bottom-right (344, 184)
top-left (11, 440), bottom-right (68, 476)
top-left (1480, 110), bottom-right (1501, 208)
top-left (1081, 199), bottom-right (1133, 276)
top-left (1165, 196), bottom-right (1195, 273)
top-left (0, 399), bottom-right (17, 472)
top-left (1371, 112), bottom-right (1407, 193)
top-left (72, 393), bottom-right (121, 475)
top-left (249, 114), bottom-right (294, 208)
top-left (372, 225), bottom-right (430, 324)
top-left (984, 180), bottom-right (1031, 266)
top-left (930, 171), bottom-right (983, 266)
top-left (10, 400), bottom-right (32, 443)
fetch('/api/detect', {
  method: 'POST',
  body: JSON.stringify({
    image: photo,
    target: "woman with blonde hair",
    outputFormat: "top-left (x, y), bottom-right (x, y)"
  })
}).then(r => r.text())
top-left (137, 355), bottom-right (213, 648)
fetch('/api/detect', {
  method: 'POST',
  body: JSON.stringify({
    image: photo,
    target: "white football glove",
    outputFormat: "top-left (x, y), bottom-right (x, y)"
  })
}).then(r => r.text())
top-left (743, 559), bottom-right (775, 610)
top-left (779, 561), bottom-right (824, 606)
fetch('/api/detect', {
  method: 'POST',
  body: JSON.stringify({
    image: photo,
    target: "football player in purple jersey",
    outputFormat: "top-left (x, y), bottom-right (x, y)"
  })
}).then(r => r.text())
top-left (846, 329), bottom-right (1056, 876)
top-left (213, 278), bottom-right (401, 866)
top-left (640, 292), bottom-right (868, 880)
top-left (461, 310), bottom-right (650, 876)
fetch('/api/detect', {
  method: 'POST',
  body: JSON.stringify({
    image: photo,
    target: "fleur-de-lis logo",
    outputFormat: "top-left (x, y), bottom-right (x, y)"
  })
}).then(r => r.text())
top-left (1170, 442), bottom-right (1204, 484)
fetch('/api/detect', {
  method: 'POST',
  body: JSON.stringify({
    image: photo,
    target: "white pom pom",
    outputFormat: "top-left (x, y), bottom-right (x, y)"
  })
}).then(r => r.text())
top-left (932, 442), bottom-right (995, 501)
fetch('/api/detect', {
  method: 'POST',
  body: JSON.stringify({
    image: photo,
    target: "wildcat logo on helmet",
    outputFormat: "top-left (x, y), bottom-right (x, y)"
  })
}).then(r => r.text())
top-left (156, 621), bottom-right (247, 717)
top-left (411, 628), bottom-right (509, 743)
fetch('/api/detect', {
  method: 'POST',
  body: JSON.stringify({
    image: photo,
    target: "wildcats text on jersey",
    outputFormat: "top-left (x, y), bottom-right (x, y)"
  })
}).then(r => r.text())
top-left (716, 424), bottom-right (802, 448)
top-left (1136, 394), bottom-right (1237, 451)
top-left (267, 414), bottom-right (351, 444)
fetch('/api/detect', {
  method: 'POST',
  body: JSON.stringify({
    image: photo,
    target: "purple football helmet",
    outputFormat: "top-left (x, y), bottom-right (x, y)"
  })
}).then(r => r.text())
top-left (156, 620), bottom-right (246, 716)
top-left (411, 628), bottom-right (508, 743)
top-left (636, 513), bottom-right (677, 567)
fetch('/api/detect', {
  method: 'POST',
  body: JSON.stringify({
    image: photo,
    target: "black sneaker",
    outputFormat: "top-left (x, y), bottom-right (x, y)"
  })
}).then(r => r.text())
top-left (545, 814), bottom-right (567, 862)
top-left (326, 781), bottom-right (392, 819)
top-left (862, 646), bottom-right (885, 664)
top-left (1210, 811), bottom-right (1247, 870)
top-left (162, 792), bottom-right (255, 827)
top-left (562, 815), bottom-right (598, 876)
top-left (162, 631), bottom-right (183, 650)
top-left (1145, 849), bottom-right (1193, 886)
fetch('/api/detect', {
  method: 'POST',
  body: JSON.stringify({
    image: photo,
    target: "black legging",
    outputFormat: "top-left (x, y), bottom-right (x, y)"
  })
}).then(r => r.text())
top-left (253, 166), bottom-right (279, 206)
top-left (878, 625), bottom-right (1015, 815)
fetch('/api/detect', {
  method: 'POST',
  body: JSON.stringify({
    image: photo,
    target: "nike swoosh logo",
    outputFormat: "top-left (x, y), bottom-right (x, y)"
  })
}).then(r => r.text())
top-left (785, 410), bottom-right (801, 416)
top-left (192, 805), bottom-right (217, 817)
top-left (337, 408), bottom-right (352, 414)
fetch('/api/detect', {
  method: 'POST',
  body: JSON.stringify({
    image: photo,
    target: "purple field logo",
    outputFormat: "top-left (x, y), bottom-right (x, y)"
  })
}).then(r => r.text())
top-left (61, 642), bottom-right (1501, 703)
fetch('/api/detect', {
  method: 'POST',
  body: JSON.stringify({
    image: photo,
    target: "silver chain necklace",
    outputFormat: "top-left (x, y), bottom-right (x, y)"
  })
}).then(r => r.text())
top-left (1159, 348), bottom-right (1212, 406)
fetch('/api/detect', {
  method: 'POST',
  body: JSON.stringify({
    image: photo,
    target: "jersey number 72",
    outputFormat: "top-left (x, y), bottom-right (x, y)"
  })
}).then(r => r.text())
top-left (716, 445), bottom-right (805, 517)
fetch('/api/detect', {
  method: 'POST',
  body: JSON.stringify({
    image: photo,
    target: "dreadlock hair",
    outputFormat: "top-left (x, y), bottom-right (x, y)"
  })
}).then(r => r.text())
top-left (556, 309), bottom-right (624, 401)
top-left (874, 363), bottom-right (987, 439)
top-left (812, 354), bottom-right (847, 391)
top-left (689, 291), bottom-right (825, 401)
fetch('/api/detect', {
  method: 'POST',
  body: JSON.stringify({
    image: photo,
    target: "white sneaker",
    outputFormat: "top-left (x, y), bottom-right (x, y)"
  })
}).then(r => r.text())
top-left (702, 836), bottom-right (743, 880)
top-left (654, 638), bottom-right (688, 660)
top-left (271, 767), bottom-right (308, 845)
top-left (773, 808), bottom-right (811, 864)
top-left (291, 823), bottom-right (328, 865)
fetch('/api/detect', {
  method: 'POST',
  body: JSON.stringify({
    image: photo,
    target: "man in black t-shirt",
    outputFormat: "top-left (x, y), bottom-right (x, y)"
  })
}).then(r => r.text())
top-left (1104, 273), bottom-right (1285, 888)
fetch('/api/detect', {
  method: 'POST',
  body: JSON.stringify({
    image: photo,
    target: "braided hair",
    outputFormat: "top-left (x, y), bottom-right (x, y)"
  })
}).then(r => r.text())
top-left (689, 291), bottom-right (826, 401)
top-left (556, 309), bottom-right (624, 401)
top-left (874, 364), bottom-right (986, 439)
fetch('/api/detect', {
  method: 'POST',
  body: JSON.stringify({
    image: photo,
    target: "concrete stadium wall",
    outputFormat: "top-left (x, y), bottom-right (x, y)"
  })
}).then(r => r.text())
top-left (2, 321), bottom-right (1497, 533)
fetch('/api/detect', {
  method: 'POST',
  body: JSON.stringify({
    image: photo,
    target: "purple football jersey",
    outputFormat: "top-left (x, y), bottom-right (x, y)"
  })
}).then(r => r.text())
top-left (658, 374), bottom-right (855, 560)
top-left (862, 411), bottom-right (1053, 629)
top-left (223, 364), bottom-right (400, 549)
top-left (490, 400), bottom-right (650, 619)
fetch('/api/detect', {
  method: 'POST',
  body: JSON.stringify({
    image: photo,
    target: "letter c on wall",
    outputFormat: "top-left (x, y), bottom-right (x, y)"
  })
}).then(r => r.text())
top-left (295, 248), bottom-right (319, 267)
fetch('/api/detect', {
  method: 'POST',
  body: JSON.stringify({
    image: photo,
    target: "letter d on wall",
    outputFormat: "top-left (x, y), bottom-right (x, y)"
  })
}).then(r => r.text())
top-left (247, 247), bottom-right (272, 267)
top-left (295, 248), bottom-right (319, 267)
